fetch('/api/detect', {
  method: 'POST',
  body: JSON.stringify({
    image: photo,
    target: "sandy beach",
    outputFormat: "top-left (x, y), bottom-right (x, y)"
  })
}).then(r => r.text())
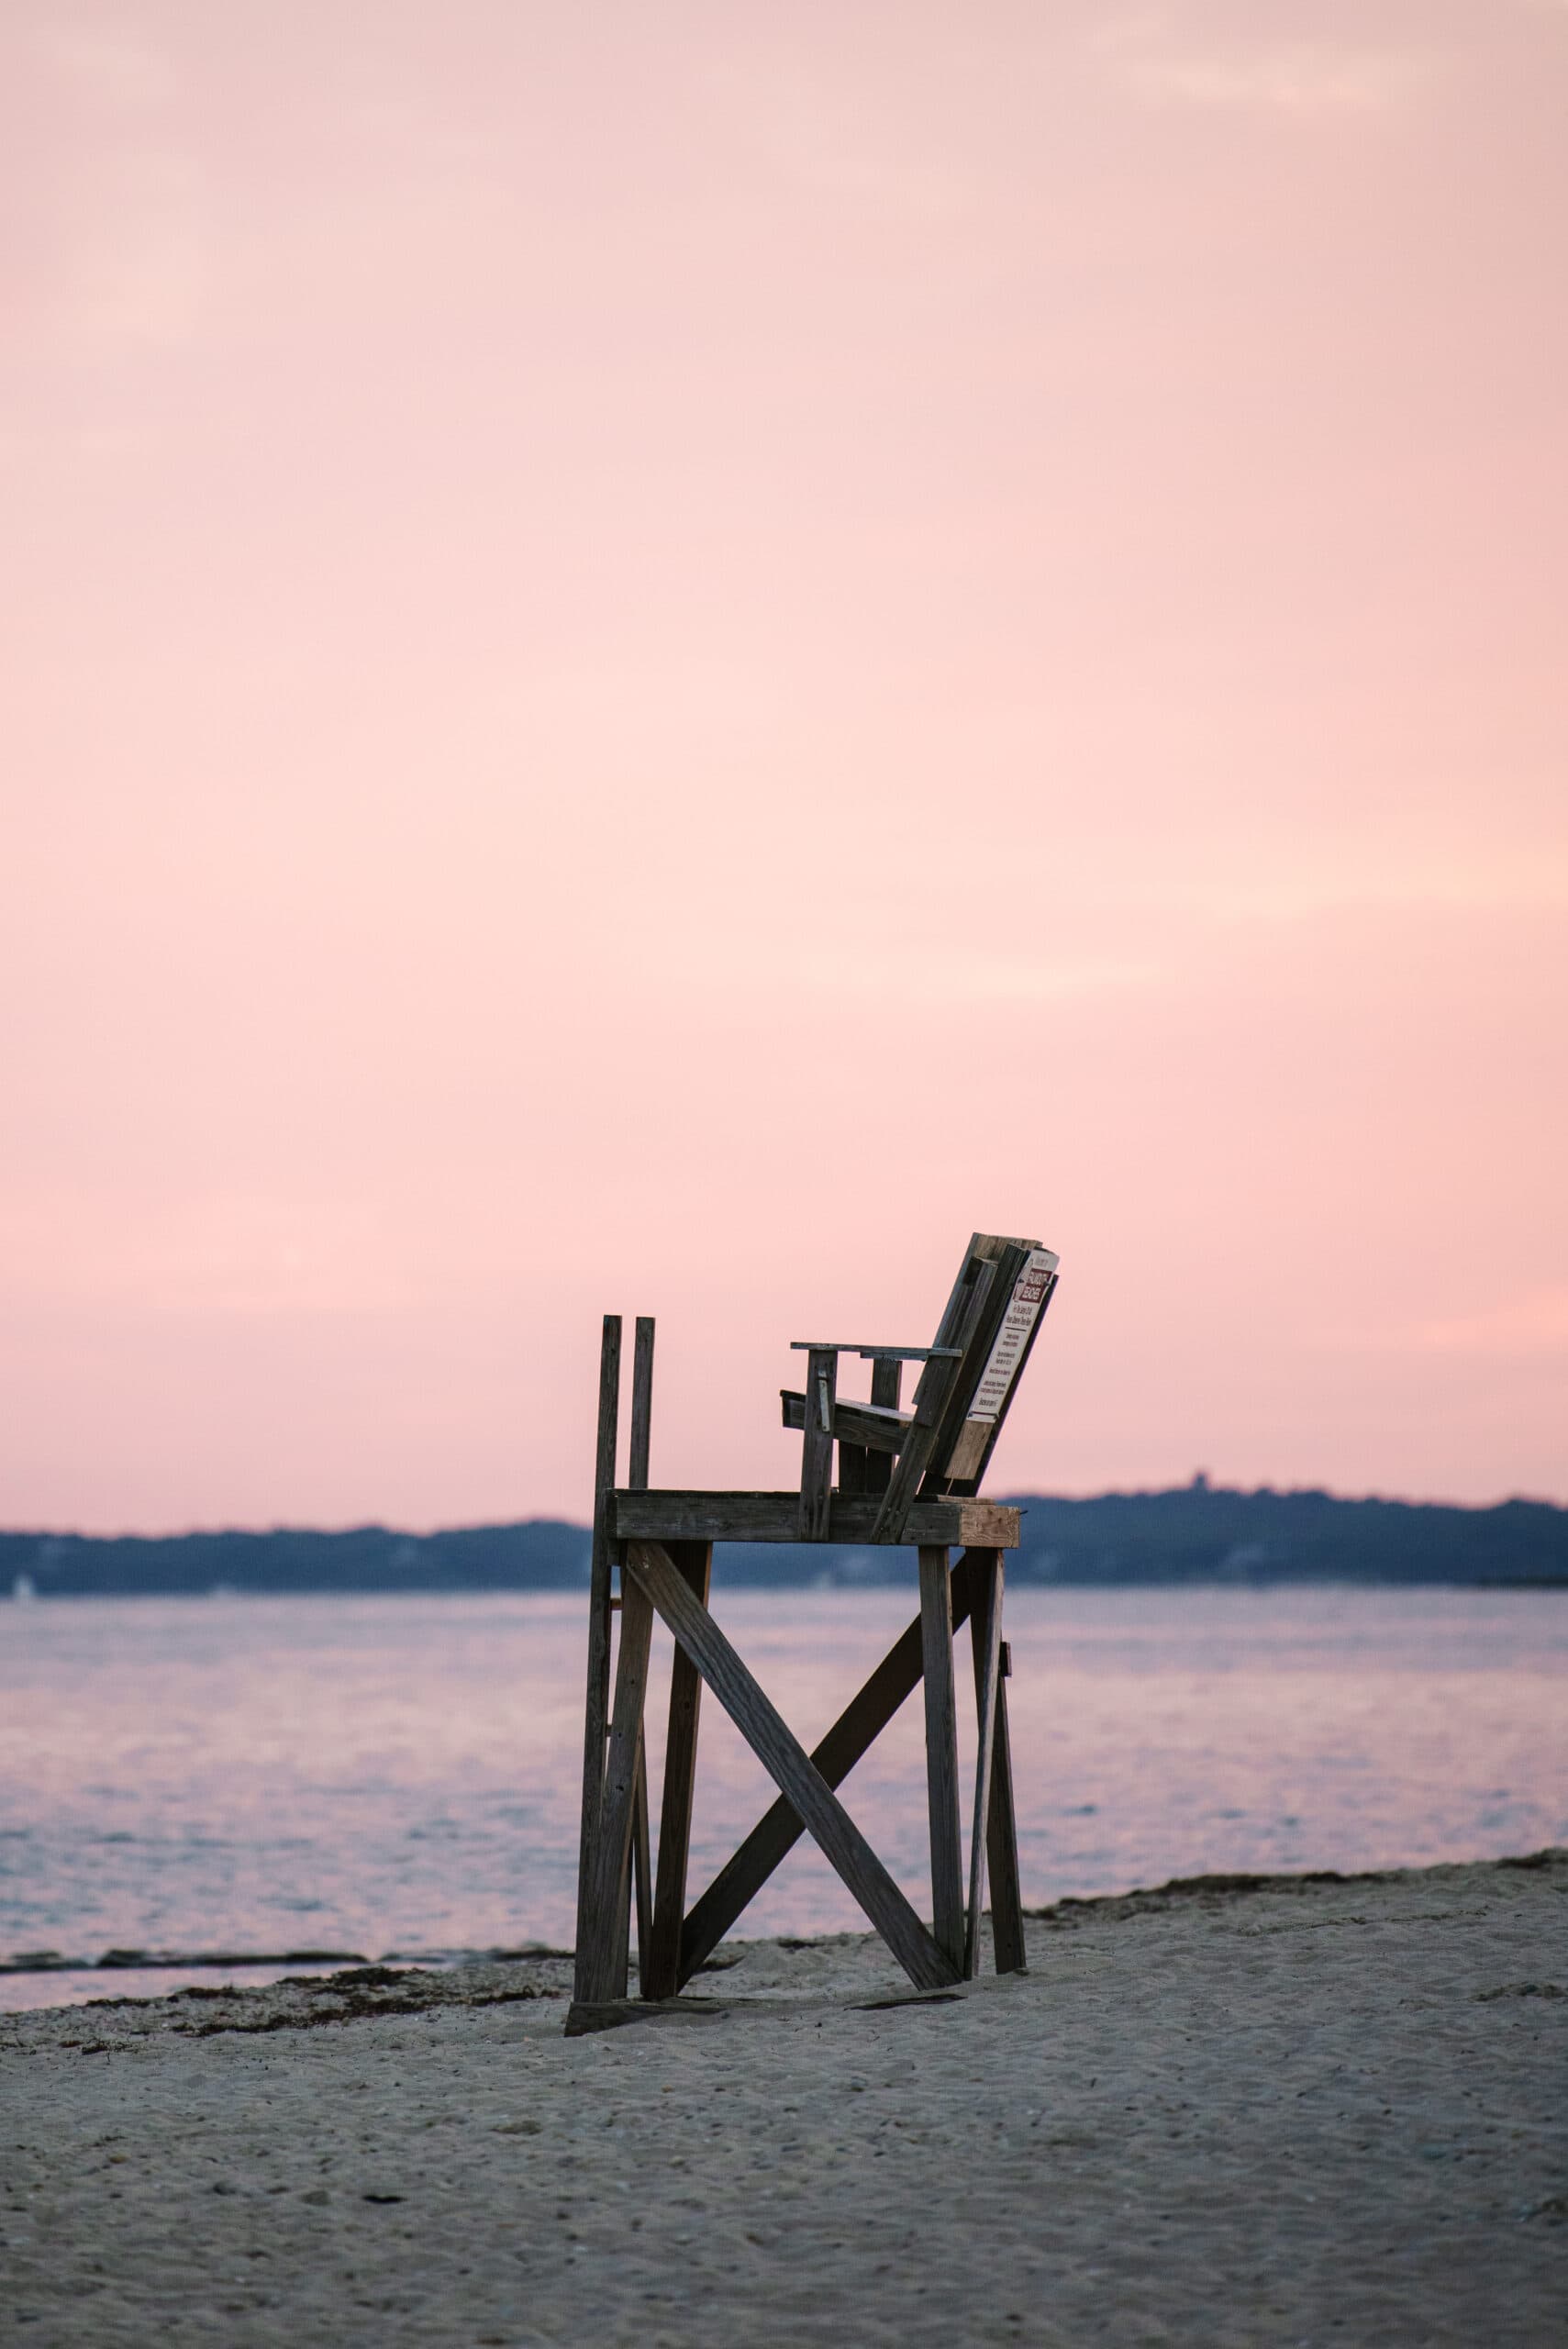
top-left (2, 1854), bottom-right (1564, 2346)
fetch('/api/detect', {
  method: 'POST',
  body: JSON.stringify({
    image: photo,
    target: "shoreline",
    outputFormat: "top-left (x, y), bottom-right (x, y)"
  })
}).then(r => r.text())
top-left (3, 1852), bottom-right (1564, 2343)
top-left (6, 1846), bottom-right (1560, 2001)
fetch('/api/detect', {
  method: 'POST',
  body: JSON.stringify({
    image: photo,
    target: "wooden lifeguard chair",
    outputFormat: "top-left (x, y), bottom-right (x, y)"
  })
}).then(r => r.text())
top-left (569, 1231), bottom-right (1060, 2027)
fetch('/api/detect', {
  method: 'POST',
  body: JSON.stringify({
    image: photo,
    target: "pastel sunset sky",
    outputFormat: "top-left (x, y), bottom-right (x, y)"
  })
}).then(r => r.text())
top-left (3, 0), bottom-right (1565, 1531)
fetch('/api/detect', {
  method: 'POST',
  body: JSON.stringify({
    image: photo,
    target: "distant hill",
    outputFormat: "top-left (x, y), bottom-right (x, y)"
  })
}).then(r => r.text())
top-left (4, 1482), bottom-right (1565, 1597)
top-left (996, 1482), bottom-right (1568, 1588)
top-left (0, 1520), bottom-right (589, 1599)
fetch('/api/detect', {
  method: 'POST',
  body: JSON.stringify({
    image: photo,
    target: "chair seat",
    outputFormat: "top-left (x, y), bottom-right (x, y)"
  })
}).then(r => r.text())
top-left (780, 1389), bottom-right (913, 1453)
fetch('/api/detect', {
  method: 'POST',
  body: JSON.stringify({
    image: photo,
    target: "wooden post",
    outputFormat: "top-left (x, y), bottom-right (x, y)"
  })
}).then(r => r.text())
top-left (573, 1315), bottom-right (621, 2006)
top-left (628, 1317), bottom-right (656, 1489)
top-left (837, 1439), bottom-right (868, 1496)
top-left (863, 1356), bottom-right (901, 1496)
top-left (579, 1573), bottom-right (655, 2005)
top-left (918, 1544), bottom-right (965, 1974)
top-left (616, 1723), bottom-right (651, 1997)
top-left (623, 1317), bottom-right (656, 1988)
top-left (982, 1630), bottom-right (1027, 1974)
top-left (797, 1346), bottom-right (837, 1538)
top-left (963, 1549), bottom-right (1004, 1976)
top-left (629, 1734), bottom-right (651, 1984)
top-left (642, 1538), bottom-right (712, 1999)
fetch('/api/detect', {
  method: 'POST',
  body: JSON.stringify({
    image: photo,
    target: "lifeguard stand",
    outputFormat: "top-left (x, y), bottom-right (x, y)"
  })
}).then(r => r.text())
top-left (570, 1231), bottom-right (1060, 2026)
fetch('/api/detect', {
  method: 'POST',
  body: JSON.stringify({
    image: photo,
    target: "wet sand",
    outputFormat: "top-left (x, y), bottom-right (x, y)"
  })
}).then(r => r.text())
top-left (2, 1854), bottom-right (1564, 2345)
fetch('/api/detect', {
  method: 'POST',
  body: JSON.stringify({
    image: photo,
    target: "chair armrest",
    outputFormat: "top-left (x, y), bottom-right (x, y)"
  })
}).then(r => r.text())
top-left (788, 1342), bottom-right (962, 1361)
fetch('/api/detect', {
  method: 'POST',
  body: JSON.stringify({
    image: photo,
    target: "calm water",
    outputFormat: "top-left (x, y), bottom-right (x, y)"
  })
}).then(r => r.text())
top-left (3, 1587), bottom-right (1565, 2009)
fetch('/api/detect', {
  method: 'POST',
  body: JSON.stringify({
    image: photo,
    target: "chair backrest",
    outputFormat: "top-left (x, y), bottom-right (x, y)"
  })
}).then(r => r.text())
top-left (912, 1232), bottom-right (1059, 1497)
top-left (783, 1230), bottom-right (1061, 1539)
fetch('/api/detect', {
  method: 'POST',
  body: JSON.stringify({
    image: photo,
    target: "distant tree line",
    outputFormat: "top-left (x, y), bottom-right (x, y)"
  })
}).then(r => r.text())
top-left (3, 1482), bottom-right (1565, 1597)
top-left (997, 1483), bottom-right (1568, 1587)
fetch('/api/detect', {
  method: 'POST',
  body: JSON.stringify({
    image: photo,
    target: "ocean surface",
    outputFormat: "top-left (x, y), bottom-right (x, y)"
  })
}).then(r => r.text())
top-left (3, 1586), bottom-right (1565, 2010)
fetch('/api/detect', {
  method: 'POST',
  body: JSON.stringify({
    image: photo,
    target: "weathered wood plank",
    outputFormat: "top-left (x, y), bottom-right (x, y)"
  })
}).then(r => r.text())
top-left (789, 1343), bottom-right (961, 1361)
top-left (980, 1259), bottom-right (1056, 1483)
top-left (628, 1315), bottom-right (656, 1489)
top-left (610, 1490), bottom-right (1021, 1547)
top-left (677, 1551), bottom-right (981, 1985)
top-left (797, 1346), bottom-right (838, 1539)
top-left (780, 1391), bottom-right (912, 1453)
top-left (610, 1306), bottom-right (657, 1982)
top-left (921, 1241), bottom-right (1029, 1492)
top-left (984, 1633), bottom-right (1027, 1975)
top-left (865, 1356), bottom-right (902, 1496)
top-left (630, 1730), bottom-right (651, 1987)
top-left (872, 1256), bottom-right (995, 1542)
top-left (867, 1352), bottom-right (956, 1542)
top-left (964, 1549), bottom-right (1004, 1977)
top-left (617, 1724), bottom-right (649, 1995)
top-left (931, 1250), bottom-right (1059, 1497)
top-left (624, 1541), bottom-right (960, 1992)
top-left (919, 1545), bottom-right (964, 1974)
top-left (624, 1313), bottom-right (656, 1987)
top-left (578, 1572), bottom-right (655, 2005)
top-left (642, 1539), bottom-right (712, 2002)
top-left (572, 1314), bottom-right (621, 2007)
top-left (837, 1439), bottom-right (868, 1496)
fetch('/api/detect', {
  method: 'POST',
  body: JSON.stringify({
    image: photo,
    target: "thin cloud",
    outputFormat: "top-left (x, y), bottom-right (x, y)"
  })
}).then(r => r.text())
top-left (1095, 16), bottom-right (1436, 117)
top-left (822, 956), bottom-right (1164, 1007)
top-left (34, 21), bottom-right (177, 110)
top-left (1417, 1288), bottom-right (1568, 1360)
top-left (707, 52), bottom-right (970, 223)
top-left (71, 150), bottom-right (207, 344)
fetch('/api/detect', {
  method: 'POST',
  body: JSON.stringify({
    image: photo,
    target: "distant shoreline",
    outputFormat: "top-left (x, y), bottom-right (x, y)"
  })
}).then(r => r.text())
top-left (6, 1483), bottom-right (1568, 1596)
top-left (6, 1576), bottom-right (1568, 1604)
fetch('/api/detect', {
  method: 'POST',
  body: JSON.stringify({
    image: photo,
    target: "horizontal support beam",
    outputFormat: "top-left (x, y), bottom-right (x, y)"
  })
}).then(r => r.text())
top-left (610, 1490), bottom-right (1021, 1548)
top-left (780, 1390), bottom-right (912, 1454)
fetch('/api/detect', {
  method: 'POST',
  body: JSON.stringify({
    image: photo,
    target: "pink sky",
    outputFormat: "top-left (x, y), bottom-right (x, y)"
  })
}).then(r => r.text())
top-left (3, 0), bottom-right (1565, 1531)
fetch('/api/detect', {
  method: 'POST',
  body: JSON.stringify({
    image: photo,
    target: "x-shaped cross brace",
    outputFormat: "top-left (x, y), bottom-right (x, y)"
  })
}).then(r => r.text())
top-left (573, 1543), bottom-right (1024, 2011)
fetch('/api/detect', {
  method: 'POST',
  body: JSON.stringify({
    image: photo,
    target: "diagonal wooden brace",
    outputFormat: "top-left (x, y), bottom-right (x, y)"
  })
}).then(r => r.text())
top-left (678, 1549), bottom-right (984, 1985)
top-left (623, 1541), bottom-right (960, 1992)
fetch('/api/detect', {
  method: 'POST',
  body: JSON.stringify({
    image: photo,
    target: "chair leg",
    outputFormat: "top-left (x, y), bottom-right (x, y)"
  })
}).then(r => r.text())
top-left (626, 1729), bottom-right (651, 1991)
top-left (986, 1636), bottom-right (1027, 1974)
top-left (573, 1319), bottom-right (621, 2007)
top-left (578, 1574), bottom-right (655, 2006)
top-left (964, 1550), bottom-right (1004, 1976)
top-left (798, 1347), bottom-right (837, 1538)
top-left (862, 1359), bottom-right (901, 1495)
top-left (918, 1544), bottom-right (965, 1975)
